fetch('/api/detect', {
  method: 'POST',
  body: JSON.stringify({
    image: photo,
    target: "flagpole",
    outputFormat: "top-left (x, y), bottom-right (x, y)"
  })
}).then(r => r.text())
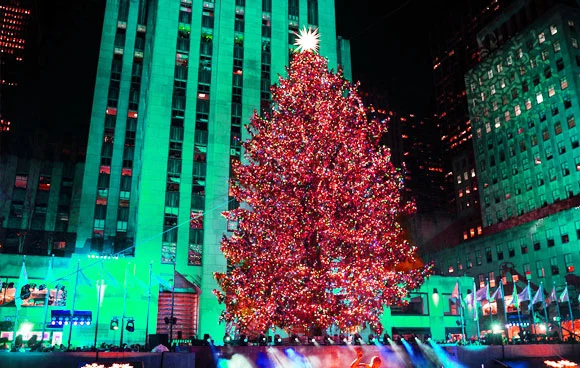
top-left (457, 278), bottom-right (466, 343)
top-left (41, 255), bottom-right (54, 347)
top-left (565, 282), bottom-right (574, 339)
top-left (67, 260), bottom-right (81, 350)
top-left (540, 282), bottom-right (549, 332)
top-left (476, 299), bottom-right (481, 341)
top-left (528, 280), bottom-right (535, 335)
top-left (554, 281), bottom-right (561, 340)
top-left (94, 264), bottom-right (104, 350)
top-left (12, 256), bottom-right (26, 347)
top-left (501, 283), bottom-right (507, 327)
top-left (120, 262), bottom-right (128, 349)
top-left (145, 262), bottom-right (152, 349)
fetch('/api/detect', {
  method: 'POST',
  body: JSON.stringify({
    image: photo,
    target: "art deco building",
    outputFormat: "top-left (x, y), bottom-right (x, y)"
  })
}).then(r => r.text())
top-left (428, 1), bottom-right (580, 332)
top-left (73, 0), bottom-right (350, 341)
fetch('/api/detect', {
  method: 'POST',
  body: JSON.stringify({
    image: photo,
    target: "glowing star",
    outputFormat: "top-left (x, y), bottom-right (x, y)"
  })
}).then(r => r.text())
top-left (293, 26), bottom-right (320, 53)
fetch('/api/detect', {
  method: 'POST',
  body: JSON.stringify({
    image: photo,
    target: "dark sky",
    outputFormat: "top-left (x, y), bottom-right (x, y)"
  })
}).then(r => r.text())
top-left (335, 0), bottom-right (438, 115)
top-left (5, 0), bottom-right (460, 152)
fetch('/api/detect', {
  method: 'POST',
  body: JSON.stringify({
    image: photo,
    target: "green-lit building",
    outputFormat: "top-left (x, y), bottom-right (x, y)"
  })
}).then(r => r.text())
top-left (70, 0), bottom-right (351, 345)
top-left (427, 1), bottom-right (580, 334)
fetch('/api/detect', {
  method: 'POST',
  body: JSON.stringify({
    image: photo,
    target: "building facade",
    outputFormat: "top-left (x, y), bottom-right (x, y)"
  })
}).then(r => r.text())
top-left (74, 0), bottom-right (350, 342)
top-left (428, 1), bottom-right (580, 333)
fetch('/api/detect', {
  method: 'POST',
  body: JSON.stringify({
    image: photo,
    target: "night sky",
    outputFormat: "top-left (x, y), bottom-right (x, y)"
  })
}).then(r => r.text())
top-left (5, 0), bottom-right (465, 152)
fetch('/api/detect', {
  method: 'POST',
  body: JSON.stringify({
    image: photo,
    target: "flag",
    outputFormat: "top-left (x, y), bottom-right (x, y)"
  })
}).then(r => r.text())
top-left (507, 285), bottom-right (519, 308)
top-left (490, 286), bottom-right (503, 302)
top-left (531, 285), bottom-right (544, 305)
top-left (44, 257), bottom-right (54, 286)
top-left (549, 286), bottom-right (557, 304)
top-left (78, 269), bottom-right (94, 287)
top-left (559, 287), bottom-right (569, 303)
top-left (450, 282), bottom-right (460, 303)
top-left (14, 260), bottom-right (29, 310)
top-left (518, 285), bottom-right (530, 302)
top-left (152, 271), bottom-right (171, 290)
top-left (100, 265), bottom-right (120, 288)
top-left (465, 281), bottom-right (476, 308)
top-left (476, 284), bottom-right (488, 302)
top-left (127, 272), bottom-right (148, 292)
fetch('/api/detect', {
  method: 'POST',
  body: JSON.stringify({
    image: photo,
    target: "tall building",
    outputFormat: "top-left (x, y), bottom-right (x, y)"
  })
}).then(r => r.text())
top-left (0, 0), bottom-right (31, 140)
top-left (431, 0), bottom-right (510, 225)
top-left (76, 0), bottom-right (350, 341)
top-left (427, 0), bottom-right (580, 335)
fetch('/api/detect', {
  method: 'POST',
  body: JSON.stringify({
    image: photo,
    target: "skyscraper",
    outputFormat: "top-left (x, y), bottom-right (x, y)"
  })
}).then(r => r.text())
top-left (428, 0), bottom-right (580, 315)
top-left (77, 0), bottom-right (350, 339)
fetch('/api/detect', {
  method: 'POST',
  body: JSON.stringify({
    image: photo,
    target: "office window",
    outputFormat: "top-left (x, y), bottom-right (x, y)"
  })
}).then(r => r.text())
top-left (508, 241), bottom-right (515, 257)
top-left (489, 272), bottom-right (496, 288)
top-left (536, 261), bottom-right (545, 278)
top-left (485, 247), bottom-right (492, 263)
top-left (520, 238), bottom-right (528, 254)
top-left (550, 257), bottom-right (559, 275)
top-left (476, 250), bottom-right (482, 265)
top-left (565, 253), bottom-right (574, 272)
top-left (496, 244), bottom-right (504, 261)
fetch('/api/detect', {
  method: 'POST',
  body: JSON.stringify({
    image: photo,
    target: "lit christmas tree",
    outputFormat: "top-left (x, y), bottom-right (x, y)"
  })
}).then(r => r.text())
top-left (214, 28), bottom-right (431, 335)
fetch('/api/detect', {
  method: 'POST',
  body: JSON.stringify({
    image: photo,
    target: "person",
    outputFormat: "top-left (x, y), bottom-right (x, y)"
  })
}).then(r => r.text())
top-left (350, 347), bottom-right (381, 368)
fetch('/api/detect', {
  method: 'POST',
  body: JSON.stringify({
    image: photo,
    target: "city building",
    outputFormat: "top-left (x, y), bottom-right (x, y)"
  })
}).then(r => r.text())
top-left (0, 0), bottom-right (31, 142)
top-left (70, 0), bottom-right (351, 343)
top-left (0, 153), bottom-right (84, 256)
top-left (427, 0), bottom-right (580, 335)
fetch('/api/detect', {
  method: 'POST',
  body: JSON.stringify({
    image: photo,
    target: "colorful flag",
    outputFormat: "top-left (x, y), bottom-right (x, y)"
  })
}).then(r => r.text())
top-left (476, 284), bottom-right (488, 302)
top-left (559, 286), bottom-right (569, 303)
top-left (518, 285), bottom-right (530, 302)
top-left (101, 265), bottom-right (120, 288)
top-left (549, 286), bottom-right (557, 304)
top-left (450, 282), bottom-right (460, 303)
top-left (14, 260), bottom-right (29, 310)
top-left (490, 286), bottom-right (503, 302)
top-left (531, 284), bottom-right (544, 305)
top-left (78, 269), bottom-right (94, 287)
top-left (507, 285), bottom-right (519, 308)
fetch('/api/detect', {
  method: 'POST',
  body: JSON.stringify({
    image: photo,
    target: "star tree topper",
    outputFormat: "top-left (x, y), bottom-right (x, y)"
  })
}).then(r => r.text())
top-left (293, 26), bottom-right (320, 53)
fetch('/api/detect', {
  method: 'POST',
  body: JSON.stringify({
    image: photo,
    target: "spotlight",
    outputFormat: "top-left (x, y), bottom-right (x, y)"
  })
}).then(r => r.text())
top-left (110, 317), bottom-right (119, 330)
top-left (308, 336), bottom-right (317, 346)
top-left (432, 288), bottom-right (439, 295)
top-left (203, 333), bottom-right (213, 345)
top-left (258, 334), bottom-right (267, 346)
top-left (274, 334), bottom-right (283, 346)
top-left (339, 334), bottom-right (347, 345)
top-left (354, 333), bottom-right (363, 345)
top-left (126, 319), bottom-right (135, 332)
top-left (323, 334), bottom-right (334, 345)
top-left (382, 333), bottom-right (391, 343)
top-left (223, 333), bottom-right (232, 345)
top-left (290, 334), bottom-right (300, 345)
top-left (238, 334), bottom-right (248, 346)
top-left (368, 334), bottom-right (376, 344)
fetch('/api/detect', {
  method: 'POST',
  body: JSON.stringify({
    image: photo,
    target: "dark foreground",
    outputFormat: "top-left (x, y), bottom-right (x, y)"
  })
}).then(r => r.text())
top-left (2, 343), bottom-right (580, 368)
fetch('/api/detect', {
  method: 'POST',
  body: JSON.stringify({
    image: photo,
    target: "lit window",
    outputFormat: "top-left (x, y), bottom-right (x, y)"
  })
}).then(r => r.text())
top-left (536, 260), bottom-right (545, 278)
top-left (561, 77), bottom-right (568, 89)
top-left (548, 85), bottom-right (555, 97)
top-left (464, 172), bottom-right (468, 180)
top-left (506, 56), bottom-right (512, 65)
top-left (553, 40), bottom-right (561, 52)
top-left (477, 226), bottom-right (482, 235)
top-left (459, 189), bottom-right (463, 197)
top-left (448, 266), bottom-right (454, 273)
top-left (470, 228), bottom-right (475, 237)
top-left (525, 98), bottom-right (532, 110)
top-left (497, 63), bottom-right (503, 73)
top-left (490, 84), bottom-right (496, 95)
top-left (463, 232), bottom-right (468, 240)
top-left (493, 100), bottom-right (498, 111)
top-left (515, 105), bottom-right (521, 116)
top-left (15, 175), bottom-right (28, 189)
top-left (495, 117), bottom-right (501, 129)
top-left (471, 169), bottom-right (476, 177)
top-left (481, 92), bottom-right (486, 101)
top-left (536, 92), bottom-right (543, 104)
top-left (517, 48), bottom-right (523, 59)
top-left (573, 38), bottom-right (579, 48)
top-left (565, 253), bottom-right (575, 272)
top-left (486, 122), bottom-right (491, 133)
top-left (505, 111), bottom-right (510, 122)
top-left (550, 25), bottom-right (558, 35)
top-left (457, 175), bottom-right (462, 184)
top-left (538, 32), bottom-right (545, 43)
top-left (488, 69), bottom-right (493, 79)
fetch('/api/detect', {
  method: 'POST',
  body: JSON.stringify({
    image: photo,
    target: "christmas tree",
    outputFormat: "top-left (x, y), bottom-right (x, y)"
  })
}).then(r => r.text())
top-left (214, 28), bottom-right (431, 335)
